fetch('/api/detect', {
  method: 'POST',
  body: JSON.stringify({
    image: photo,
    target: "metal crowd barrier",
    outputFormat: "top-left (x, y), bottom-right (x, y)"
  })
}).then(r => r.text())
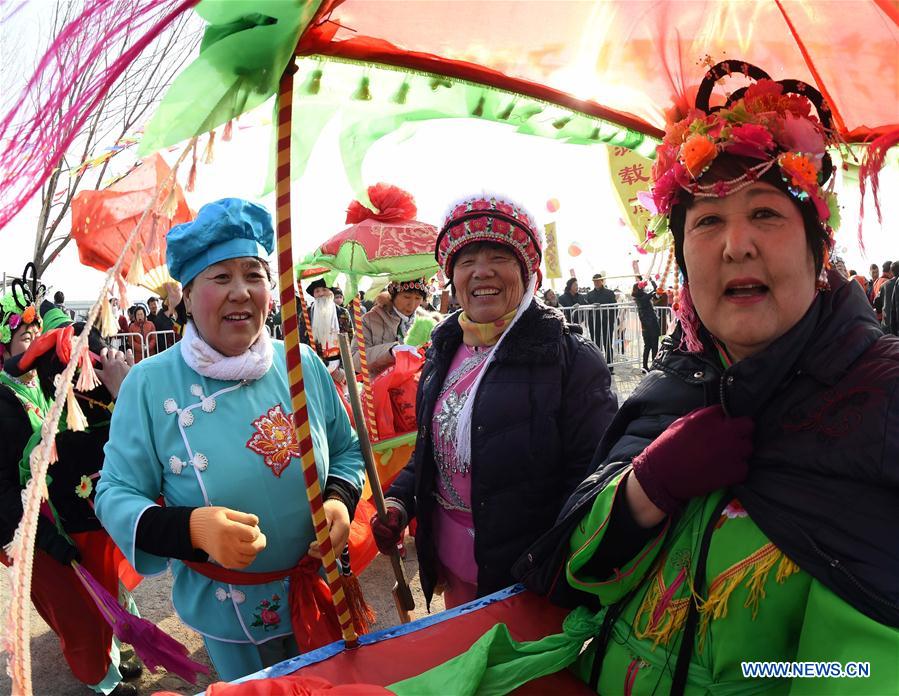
top-left (561, 302), bottom-right (675, 368)
top-left (107, 330), bottom-right (177, 360)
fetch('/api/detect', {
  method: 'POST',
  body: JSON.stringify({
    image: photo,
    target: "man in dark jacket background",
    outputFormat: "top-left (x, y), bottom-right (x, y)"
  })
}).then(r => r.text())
top-left (586, 273), bottom-right (616, 365)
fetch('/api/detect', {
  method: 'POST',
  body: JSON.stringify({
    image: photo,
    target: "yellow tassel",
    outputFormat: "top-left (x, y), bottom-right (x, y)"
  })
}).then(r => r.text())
top-left (76, 346), bottom-right (101, 392)
top-left (203, 130), bottom-right (216, 164)
top-left (697, 566), bottom-right (750, 652)
top-left (742, 547), bottom-right (780, 618)
top-left (99, 295), bottom-right (117, 338)
top-left (126, 243), bottom-right (145, 285)
top-left (776, 554), bottom-right (801, 583)
top-left (65, 382), bottom-right (88, 432)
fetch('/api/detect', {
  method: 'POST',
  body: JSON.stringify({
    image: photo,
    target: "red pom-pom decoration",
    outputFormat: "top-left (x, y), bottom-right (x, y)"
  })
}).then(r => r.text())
top-left (346, 182), bottom-right (418, 223)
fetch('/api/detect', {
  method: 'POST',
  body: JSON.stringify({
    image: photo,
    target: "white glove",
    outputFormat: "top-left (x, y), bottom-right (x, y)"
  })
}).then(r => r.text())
top-left (392, 344), bottom-right (420, 356)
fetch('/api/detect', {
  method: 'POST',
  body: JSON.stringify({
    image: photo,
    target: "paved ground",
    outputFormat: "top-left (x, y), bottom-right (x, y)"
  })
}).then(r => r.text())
top-left (0, 366), bottom-right (641, 695)
top-left (0, 543), bottom-right (441, 696)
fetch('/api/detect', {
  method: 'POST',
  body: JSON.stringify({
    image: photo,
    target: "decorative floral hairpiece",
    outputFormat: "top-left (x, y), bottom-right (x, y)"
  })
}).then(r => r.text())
top-left (637, 63), bottom-right (841, 245)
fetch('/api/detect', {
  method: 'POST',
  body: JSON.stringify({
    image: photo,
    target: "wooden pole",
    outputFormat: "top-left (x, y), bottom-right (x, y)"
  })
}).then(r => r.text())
top-left (275, 59), bottom-right (357, 647)
top-left (339, 334), bottom-right (415, 623)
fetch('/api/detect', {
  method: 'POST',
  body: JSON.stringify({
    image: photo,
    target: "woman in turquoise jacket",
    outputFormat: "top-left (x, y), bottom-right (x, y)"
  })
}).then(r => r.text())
top-left (96, 198), bottom-right (365, 682)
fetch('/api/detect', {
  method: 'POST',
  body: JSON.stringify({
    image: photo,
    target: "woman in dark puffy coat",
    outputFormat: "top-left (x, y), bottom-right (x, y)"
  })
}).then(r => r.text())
top-left (370, 194), bottom-right (617, 608)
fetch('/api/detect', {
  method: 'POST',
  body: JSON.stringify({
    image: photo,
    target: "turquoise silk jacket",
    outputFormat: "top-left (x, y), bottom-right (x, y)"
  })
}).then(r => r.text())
top-left (95, 340), bottom-right (364, 645)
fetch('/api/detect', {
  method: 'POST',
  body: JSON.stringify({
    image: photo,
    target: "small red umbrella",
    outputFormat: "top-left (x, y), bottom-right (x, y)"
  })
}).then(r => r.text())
top-left (297, 183), bottom-right (439, 299)
top-left (71, 153), bottom-right (192, 296)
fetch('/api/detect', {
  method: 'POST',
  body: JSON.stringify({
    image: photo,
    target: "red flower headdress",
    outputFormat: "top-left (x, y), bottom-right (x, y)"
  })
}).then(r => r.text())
top-left (639, 61), bottom-right (840, 239)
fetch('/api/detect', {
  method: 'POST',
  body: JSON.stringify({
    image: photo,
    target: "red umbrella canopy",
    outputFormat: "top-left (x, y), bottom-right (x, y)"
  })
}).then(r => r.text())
top-left (71, 153), bottom-right (192, 295)
top-left (303, 0), bottom-right (899, 143)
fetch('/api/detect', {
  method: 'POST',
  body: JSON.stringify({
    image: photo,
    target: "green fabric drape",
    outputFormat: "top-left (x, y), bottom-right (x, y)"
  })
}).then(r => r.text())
top-left (139, 0), bottom-right (323, 155)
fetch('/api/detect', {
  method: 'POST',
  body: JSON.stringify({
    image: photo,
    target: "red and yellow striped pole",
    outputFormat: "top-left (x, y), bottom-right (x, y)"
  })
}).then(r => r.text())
top-left (297, 289), bottom-right (317, 355)
top-left (352, 296), bottom-right (379, 441)
top-left (275, 59), bottom-right (357, 646)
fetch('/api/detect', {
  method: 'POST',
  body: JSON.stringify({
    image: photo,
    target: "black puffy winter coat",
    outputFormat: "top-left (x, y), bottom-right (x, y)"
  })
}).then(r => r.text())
top-left (517, 273), bottom-right (899, 627)
top-left (386, 300), bottom-right (618, 607)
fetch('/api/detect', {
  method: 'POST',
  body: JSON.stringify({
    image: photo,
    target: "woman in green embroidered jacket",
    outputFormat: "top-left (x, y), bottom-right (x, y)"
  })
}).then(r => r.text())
top-left (390, 64), bottom-right (899, 696)
top-left (528, 66), bottom-right (899, 695)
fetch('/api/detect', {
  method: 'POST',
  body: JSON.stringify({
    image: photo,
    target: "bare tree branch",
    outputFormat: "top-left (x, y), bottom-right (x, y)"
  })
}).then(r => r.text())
top-left (31, 0), bottom-right (202, 277)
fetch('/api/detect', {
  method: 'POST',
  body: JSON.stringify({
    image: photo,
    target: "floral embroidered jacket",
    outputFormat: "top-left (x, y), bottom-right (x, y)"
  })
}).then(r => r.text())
top-left (95, 341), bottom-right (364, 645)
top-left (566, 476), bottom-right (898, 694)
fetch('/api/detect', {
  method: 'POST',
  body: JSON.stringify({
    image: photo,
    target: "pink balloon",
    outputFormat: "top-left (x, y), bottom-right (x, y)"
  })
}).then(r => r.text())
top-left (546, 198), bottom-right (560, 213)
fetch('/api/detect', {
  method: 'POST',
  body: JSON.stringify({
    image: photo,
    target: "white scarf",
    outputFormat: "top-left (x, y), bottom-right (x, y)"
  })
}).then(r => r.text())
top-left (454, 274), bottom-right (537, 466)
top-left (394, 306), bottom-right (416, 339)
top-left (180, 321), bottom-right (273, 381)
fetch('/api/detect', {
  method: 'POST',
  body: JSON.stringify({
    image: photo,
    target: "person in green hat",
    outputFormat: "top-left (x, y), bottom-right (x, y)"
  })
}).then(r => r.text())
top-left (0, 272), bottom-right (140, 696)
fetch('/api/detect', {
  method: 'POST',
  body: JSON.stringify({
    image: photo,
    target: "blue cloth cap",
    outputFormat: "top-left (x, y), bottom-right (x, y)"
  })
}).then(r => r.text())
top-left (166, 198), bottom-right (275, 285)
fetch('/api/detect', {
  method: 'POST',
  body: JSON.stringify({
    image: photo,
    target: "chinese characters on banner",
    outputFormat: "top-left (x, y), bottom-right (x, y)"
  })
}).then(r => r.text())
top-left (543, 222), bottom-right (562, 279)
top-left (606, 145), bottom-right (667, 253)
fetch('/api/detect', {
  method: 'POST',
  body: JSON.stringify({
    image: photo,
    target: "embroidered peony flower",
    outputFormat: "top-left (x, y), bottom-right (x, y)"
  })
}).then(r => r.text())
top-left (726, 123), bottom-right (776, 159)
top-left (272, 594), bottom-right (280, 601)
top-left (246, 404), bottom-right (300, 477)
top-left (215, 588), bottom-right (228, 601)
top-left (260, 608), bottom-right (280, 626)
top-left (471, 199), bottom-right (491, 211)
top-left (75, 475), bottom-right (93, 499)
top-left (681, 134), bottom-right (718, 178)
top-left (494, 201), bottom-right (514, 216)
top-left (260, 599), bottom-right (270, 607)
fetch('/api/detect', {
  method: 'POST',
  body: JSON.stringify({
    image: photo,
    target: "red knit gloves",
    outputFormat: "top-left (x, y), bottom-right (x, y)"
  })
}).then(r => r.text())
top-left (369, 500), bottom-right (407, 555)
top-left (631, 405), bottom-right (754, 515)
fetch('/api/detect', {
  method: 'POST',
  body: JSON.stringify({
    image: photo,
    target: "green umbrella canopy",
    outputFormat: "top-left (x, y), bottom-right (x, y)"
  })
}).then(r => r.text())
top-left (296, 183), bottom-right (439, 299)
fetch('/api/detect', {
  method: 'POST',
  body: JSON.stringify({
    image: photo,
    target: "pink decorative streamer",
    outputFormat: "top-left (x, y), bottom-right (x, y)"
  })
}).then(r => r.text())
top-left (72, 562), bottom-right (209, 683)
top-left (675, 281), bottom-right (704, 353)
top-left (0, 0), bottom-right (200, 232)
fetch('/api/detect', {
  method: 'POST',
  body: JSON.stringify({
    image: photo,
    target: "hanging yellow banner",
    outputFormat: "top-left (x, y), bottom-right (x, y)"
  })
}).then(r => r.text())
top-left (543, 222), bottom-right (562, 280)
top-left (606, 145), bottom-right (668, 253)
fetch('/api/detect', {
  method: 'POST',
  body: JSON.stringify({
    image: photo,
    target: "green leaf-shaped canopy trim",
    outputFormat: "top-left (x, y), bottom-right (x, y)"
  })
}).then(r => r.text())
top-left (139, 0), bottom-right (322, 155)
top-left (265, 56), bottom-right (660, 200)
